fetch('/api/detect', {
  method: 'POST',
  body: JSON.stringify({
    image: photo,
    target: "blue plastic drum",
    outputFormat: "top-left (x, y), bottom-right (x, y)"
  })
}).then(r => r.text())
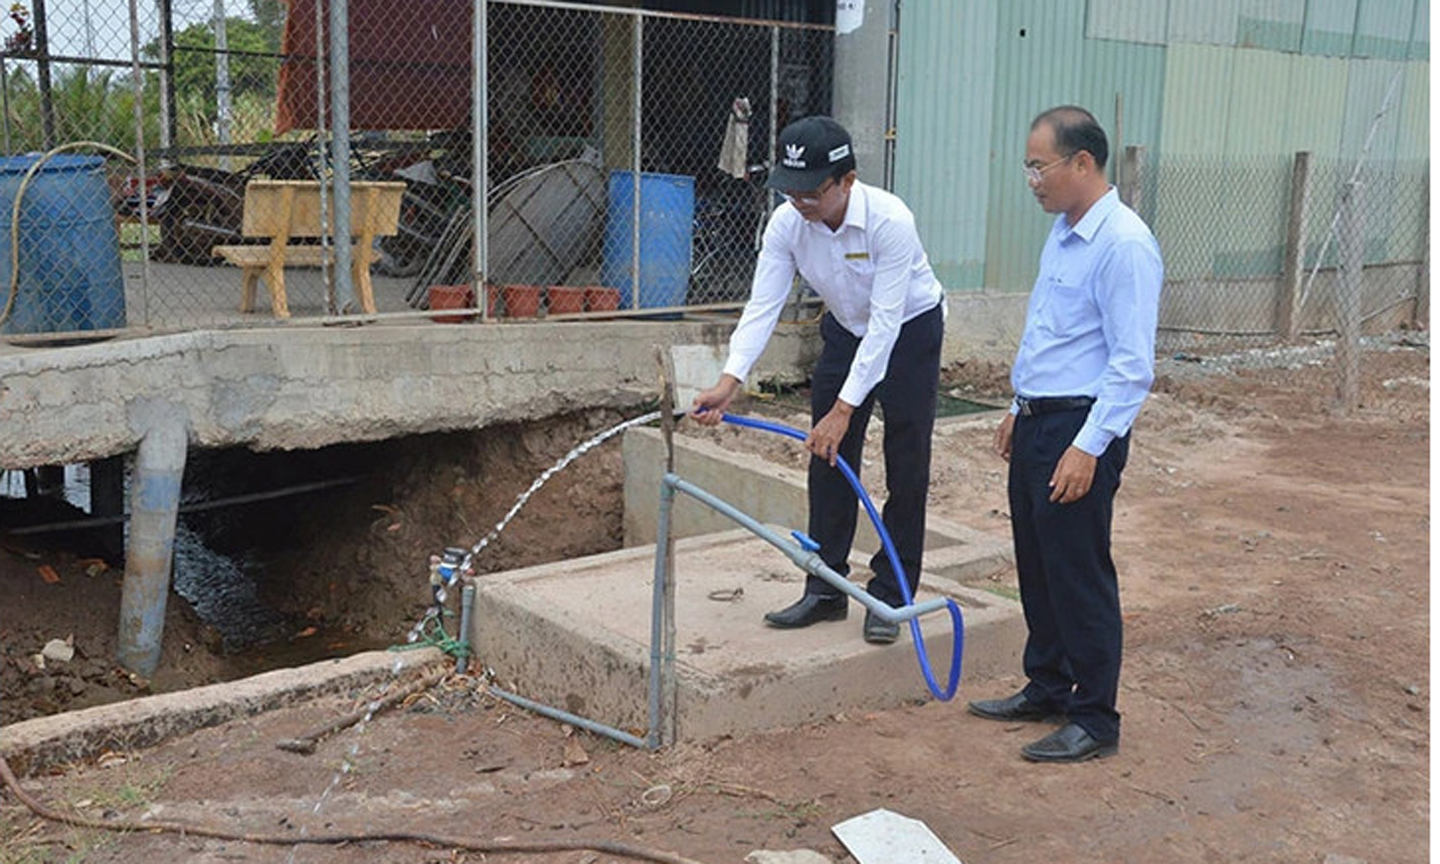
top-left (600, 170), bottom-right (694, 311)
top-left (0, 154), bottom-right (126, 334)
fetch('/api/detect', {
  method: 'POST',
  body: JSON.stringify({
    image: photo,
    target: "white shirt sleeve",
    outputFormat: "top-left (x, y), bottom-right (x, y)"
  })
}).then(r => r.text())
top-left (722, 207), bottom-right (800, 383)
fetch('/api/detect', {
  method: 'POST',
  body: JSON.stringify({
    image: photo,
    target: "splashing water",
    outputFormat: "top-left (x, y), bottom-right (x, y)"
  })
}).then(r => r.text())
top-left (286, 656), bottom-right (406, 864)
top-left (405, 409), bottom-right (666, 643)
top-left (468, 409), bottom-right (664, 561)
top-left (288, 410), bottom-right (675, 860)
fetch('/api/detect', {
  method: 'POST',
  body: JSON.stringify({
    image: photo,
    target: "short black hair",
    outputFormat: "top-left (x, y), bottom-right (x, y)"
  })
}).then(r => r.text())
top-left (1032, 105), bottom-right (1109, 170)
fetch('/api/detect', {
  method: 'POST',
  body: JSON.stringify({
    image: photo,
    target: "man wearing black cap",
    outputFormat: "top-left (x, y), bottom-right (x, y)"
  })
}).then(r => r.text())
top-left (691, 115), bottom-right (946, 645)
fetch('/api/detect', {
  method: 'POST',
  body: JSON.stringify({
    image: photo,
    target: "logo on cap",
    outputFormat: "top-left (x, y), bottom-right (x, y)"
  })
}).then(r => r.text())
top-left (828, 144), bottom-right (851, 163)
top-left (782, 143), bottom-right (806, 168)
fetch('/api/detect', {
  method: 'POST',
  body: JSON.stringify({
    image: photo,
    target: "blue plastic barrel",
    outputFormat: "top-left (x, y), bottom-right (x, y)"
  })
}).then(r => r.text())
top-left (600, 170), bottom-right (694, 311)
top-left (0, 154), bottom-right (126, 334)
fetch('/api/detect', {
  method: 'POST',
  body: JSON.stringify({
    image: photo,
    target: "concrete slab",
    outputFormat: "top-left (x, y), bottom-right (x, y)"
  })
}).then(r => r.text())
top-left (472, 528), bottom-right (1025, 743)
top-left (622, 425), bottom-right (1014, 586)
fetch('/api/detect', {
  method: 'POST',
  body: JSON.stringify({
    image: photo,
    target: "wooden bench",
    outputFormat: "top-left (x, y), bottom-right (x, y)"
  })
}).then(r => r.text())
top-left (213, 179), bottom-right (406, 318)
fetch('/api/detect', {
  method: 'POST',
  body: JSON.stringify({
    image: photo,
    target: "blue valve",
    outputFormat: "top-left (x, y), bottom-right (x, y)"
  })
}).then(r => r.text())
top-left (790, 530), bottom-right (820, 552)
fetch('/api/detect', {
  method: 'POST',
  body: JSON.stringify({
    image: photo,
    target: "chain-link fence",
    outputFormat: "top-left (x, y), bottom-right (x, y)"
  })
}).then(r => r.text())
top-left (1129, 149), bottom-right (1427, 410)
top-left (0, 0), bottom-right (830, 335)
top-left (0, 0), bottom-right (1425, 414)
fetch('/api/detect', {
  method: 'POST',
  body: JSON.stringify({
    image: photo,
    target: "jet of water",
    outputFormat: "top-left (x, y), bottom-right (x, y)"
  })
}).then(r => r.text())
top-left (405, 409), bottom-right (669, 644)
top-left (466, 409), bottom-right (663, 561)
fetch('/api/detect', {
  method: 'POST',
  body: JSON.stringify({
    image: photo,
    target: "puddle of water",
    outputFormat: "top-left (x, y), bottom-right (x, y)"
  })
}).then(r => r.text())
top-left (171, 523), bottom-right (290, 654)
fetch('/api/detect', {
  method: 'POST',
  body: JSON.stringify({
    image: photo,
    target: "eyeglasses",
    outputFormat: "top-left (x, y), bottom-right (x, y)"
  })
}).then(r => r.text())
top-left (1022, 153), bottom-right (1075, 184)
top-left (785, 178), bottom-right (835, 205)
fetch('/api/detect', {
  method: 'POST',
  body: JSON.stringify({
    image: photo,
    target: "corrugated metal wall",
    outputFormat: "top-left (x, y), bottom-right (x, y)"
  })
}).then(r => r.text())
top-left (891, 0), bottom-right (998, 291)
top-left (893, 0), bottom-right (1428, 294)
top-left (982, 1), bottom-right (1088, 291)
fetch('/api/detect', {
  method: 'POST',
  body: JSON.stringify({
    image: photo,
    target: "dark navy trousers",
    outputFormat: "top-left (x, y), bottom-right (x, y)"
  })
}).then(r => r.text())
top-left (805, 303), bottom-right (943, 607)
top-left (1010, 407), bottom-right (1128, 743)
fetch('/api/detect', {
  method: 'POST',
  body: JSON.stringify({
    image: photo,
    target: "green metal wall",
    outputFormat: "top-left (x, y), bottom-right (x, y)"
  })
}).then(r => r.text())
top-left (891, 0), bottom-right (998, 291)
top-left (893, 0), bottom-right (1428, 294)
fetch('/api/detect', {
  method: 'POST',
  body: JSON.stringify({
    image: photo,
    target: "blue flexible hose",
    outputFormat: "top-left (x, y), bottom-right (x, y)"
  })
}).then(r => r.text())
top-left (719, 413), bottom-right (964, 701)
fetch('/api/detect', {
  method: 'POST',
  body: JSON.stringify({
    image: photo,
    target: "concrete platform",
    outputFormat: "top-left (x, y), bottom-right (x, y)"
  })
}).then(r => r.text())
top-left (472, 527), bottom-right (1025, 743)
top-left (623, 424), bottom-right (1015, 586)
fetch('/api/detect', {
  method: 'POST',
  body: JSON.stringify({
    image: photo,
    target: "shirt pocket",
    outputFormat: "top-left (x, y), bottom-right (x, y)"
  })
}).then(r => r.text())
top-left (1036, 276), bottom-right (1093, 336)
top-left (843, 254), bottom-right (876, 290)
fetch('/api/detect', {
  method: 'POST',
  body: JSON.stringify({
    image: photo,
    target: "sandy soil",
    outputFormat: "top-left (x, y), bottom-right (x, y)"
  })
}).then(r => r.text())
top-left (0, 335), bottom-right (1429, 864)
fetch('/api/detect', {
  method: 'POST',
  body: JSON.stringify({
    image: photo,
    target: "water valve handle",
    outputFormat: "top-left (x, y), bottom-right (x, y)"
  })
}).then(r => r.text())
top-left (790, 530), bottom-right (820, 552)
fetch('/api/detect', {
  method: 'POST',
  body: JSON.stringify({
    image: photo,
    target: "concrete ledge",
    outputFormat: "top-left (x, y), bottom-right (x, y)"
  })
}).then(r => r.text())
top-left (622, 425), bottom-right (1014, 585)
top-left (0, 318), bottom-right (817, 468)
top-left (473, 529), bottom-right (1025, 743)
top-left (0, 648), bottom-right (447, 778)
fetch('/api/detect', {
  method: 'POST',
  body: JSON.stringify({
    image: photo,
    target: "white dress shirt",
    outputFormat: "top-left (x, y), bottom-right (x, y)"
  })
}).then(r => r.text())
top-left (722, 181), bottom-right (945, 407)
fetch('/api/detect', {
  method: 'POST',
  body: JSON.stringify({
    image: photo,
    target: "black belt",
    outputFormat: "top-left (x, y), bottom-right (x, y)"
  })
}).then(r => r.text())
top-left (1015, 395), bottom-right (1096, 417)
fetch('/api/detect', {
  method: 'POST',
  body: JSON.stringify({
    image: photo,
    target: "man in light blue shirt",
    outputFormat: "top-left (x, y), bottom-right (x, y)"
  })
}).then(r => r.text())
top-left (967, 105), bottom-right (1162, 763)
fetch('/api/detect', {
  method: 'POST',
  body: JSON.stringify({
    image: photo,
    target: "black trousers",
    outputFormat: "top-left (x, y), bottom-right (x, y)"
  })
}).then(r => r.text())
top-left (805, 303), bottom-right (943, 606)
top-left (1010, 406), bottom-right (1128, 743)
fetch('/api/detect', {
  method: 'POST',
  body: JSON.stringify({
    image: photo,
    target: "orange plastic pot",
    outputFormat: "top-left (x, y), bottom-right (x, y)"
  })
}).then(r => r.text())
top-left (583, 285), bottom-right (622, 312)
top-left (502, 284), bottom-right (543, 318)
top-left (547, 286), bottom-right (586, 315)
top-left (428, 284), bottom-right (474, 323)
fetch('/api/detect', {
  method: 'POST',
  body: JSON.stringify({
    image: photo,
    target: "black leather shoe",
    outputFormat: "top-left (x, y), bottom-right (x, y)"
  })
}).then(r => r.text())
top-left (863, 610), bottom-right (900, 644)
top-left (1021, 722), bottom-right (1118, 763)
top-left (763, 594), bottom-right (847, 628)
top-left (967, 690), bottom-right (1064, 723)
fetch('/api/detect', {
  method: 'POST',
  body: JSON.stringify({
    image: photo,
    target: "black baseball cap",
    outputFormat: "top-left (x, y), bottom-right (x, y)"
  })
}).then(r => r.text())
top-left (766, 116), bottom-right (856, 193)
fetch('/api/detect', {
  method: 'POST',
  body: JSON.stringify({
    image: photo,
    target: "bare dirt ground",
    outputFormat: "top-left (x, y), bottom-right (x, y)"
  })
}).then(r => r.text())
top-left (1, 335), bottom-right (1429, 864)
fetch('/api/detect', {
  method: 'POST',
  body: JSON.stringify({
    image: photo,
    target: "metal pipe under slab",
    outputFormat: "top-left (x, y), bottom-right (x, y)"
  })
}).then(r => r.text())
top-left (486, 684), bottom-right (649, 751)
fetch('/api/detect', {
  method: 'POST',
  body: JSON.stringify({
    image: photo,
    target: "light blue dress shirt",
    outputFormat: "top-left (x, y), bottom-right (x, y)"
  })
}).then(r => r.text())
top-left (1011, 187), bottom-right (1163, 456)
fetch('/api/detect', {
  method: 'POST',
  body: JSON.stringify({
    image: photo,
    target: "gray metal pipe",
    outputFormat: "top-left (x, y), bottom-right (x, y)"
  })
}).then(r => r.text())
top-left (329, 0), bottom-right (354, 313)
top-left (647, 479), bottom-right (676, 749)
top-left (487, 685), bottom-right (648, 750)
top-left (663, 473), bottom-right (949, 624)
top-left (457, 583), bottom-right (475, 674)
top-left (472, 0), bottom-right (488, 316)
top-left (117, 402), bottom-right (188, 678)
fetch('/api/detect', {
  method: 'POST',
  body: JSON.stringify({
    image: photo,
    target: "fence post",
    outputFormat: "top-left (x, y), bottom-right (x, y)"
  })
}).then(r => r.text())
top-left (1119, 145), bottom-right (1143, 210)
top-left (629, 14), bottom-right (642, 310)
top-left (1335, 178), bottom-right (1364, 414)
top-left (473, 0), bottom-right (488, 317)
top-left (1413, 171), bottom-right (1429, 329)
top-left (1, 59), bottom-right (11, 154)
top-left (328, 0), bottom-right (354, 314)
top-left (31, 0), bottom-right (55, 148)
top-left (212, 0), bottom-right (232, 171)
top-left (1277, 151), bottom-right (1312, 341)
top-left (158, 0), bottom-right (176, 150)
